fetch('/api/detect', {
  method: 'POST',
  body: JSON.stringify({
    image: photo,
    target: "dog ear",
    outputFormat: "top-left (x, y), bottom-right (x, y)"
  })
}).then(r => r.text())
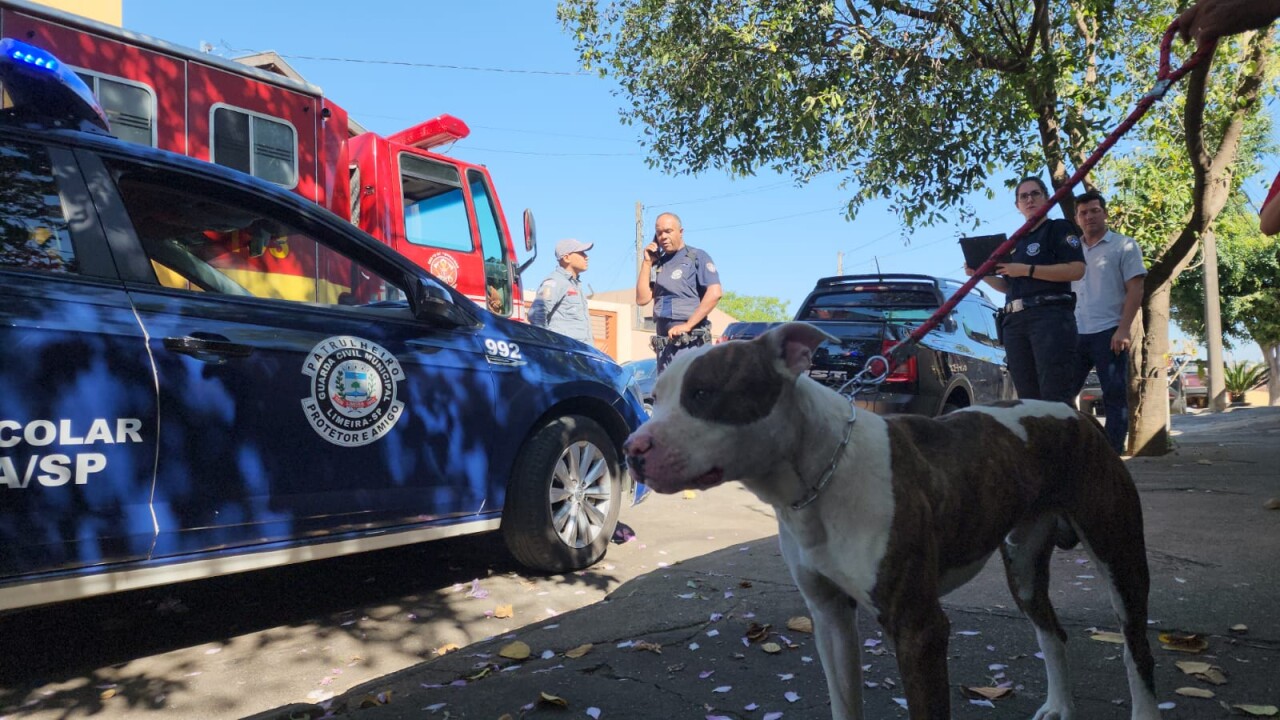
top-left (761, 322), bottom-right (836, 378)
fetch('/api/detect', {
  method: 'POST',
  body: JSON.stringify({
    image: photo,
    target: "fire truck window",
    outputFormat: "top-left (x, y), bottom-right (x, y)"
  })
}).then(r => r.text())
top-left (469, 169), bottom-right (510, 315)
top-left (109, 163), bottom-right (403, 308)
top-left (212, 107), bottom-right (298, 188)
top-left (0, 139), bottom-right (78, 274)
top-left (75, 71), bottom-right (156, 147)
top-left (399, 153), bottom-right (472, 252)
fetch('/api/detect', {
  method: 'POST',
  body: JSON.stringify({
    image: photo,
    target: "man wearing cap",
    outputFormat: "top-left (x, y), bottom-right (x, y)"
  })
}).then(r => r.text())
top-left (528, 239), bottom-right (594, 345)
top-left (636, 212), bottom-right (723, 373)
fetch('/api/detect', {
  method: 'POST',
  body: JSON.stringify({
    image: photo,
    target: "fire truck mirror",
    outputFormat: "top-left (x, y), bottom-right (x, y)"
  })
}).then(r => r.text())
top-left (523, 208), bottom-right (537, 252)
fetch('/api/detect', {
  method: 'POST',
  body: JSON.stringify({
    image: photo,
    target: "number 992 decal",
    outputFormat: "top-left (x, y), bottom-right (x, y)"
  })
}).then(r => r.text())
top-left (484, 338), bottom-right (522, 361)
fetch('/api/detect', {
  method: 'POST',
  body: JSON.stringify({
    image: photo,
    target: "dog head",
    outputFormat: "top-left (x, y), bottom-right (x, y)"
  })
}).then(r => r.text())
top-left (623, 322), bottom-right (835, 495)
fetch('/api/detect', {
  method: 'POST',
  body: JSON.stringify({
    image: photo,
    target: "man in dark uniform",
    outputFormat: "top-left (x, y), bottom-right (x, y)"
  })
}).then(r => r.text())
top-left (635, 212), bottom-right (723, 374)
top-left (967, 177), bottom-right (1086, 403)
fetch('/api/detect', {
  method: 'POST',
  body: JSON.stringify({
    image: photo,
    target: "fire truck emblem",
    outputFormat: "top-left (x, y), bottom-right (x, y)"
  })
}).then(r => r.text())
top-left (428, 252), bottom-right (460, 287)
top-left (301, 336), bottom-right (405, 447)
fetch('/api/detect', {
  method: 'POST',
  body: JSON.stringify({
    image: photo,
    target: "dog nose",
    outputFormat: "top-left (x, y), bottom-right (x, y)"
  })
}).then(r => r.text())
top-left (624, 431), bottom-right (652, 457)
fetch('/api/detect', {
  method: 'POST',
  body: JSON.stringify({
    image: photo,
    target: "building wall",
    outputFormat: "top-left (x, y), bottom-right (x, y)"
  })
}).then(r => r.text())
top-left (28, 0), bottom-right (120, 25)
top-left (523, 287), bottom-right (739, 363)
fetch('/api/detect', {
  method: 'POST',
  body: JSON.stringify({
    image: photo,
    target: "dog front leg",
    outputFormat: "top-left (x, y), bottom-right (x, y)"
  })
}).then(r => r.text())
top-left (789, 567), bottom-right (864, 720)
top-left (890, 603), bottom-right (952, 719)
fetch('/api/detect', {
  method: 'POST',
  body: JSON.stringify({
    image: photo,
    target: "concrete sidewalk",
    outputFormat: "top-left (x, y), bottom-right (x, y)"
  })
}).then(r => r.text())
top-left (250, 406), bottom-right (1280, 720)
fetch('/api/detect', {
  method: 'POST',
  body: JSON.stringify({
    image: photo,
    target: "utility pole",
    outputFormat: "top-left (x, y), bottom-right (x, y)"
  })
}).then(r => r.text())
top-left (837, 251), bottom-right (844, 276)
top-left (1202, 229), bottom-right (1227, 413)
top-left (635, 201), bottom-right (646, 329)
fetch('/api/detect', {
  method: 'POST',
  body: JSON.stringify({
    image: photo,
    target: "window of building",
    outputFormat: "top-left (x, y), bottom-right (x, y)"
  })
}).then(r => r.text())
top-left (0, 139), bottom-right (77, 273)
top-left (211, 105), bottom-right (298, 188)
top-left (74, 70), bottom-right (156, 147)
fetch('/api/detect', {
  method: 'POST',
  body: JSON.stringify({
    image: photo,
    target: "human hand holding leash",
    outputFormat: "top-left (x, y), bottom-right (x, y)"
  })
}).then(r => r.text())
top-left (1177, 0), bottom-right (1280, 46)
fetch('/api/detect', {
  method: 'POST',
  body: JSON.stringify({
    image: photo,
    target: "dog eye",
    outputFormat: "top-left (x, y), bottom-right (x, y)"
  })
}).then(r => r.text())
top-left (693, 388), bottom-right (715, 403)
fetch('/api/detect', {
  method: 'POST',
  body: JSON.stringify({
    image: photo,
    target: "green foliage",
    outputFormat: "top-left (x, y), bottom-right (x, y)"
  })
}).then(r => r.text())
top-left (1223, 360), bottom-right (1266, 394)
top-left (558, 0), bottom-right (1150, 228)
top-left (718, 291), bottom-right (791, 322)
top-left (1165, 194), bottom-right (1280, 351)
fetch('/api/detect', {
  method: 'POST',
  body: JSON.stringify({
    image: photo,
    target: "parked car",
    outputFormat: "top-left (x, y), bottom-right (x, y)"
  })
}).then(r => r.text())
top-left (622, 357), bottom-right (657, 413)
top-left (1182, 370), bottom-right (1208, 409)
top-left (721, 274), bottom-right (1014, 416)
top-left (0, 42), bottom-right (649, 612)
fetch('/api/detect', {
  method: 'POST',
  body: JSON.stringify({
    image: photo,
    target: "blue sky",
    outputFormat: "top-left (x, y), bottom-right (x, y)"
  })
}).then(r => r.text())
top-left (121, 0), bottom-right (1267, 362)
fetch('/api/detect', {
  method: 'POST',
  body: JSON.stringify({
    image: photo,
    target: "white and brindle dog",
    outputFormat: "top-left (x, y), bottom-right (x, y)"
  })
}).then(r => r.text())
top-left (623, 323), bottom-right (1159, 720)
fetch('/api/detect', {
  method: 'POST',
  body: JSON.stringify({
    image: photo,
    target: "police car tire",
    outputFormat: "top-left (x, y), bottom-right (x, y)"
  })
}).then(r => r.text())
top-left (502, 415), bottom-right (622, 573)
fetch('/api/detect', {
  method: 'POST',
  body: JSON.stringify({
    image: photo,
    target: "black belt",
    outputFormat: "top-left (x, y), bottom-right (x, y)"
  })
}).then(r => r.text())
top-left (1003, 293), bottom-right (1074, 313)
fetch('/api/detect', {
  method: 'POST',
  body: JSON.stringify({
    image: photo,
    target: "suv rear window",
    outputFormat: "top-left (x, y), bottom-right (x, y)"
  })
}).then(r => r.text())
top-left (800, 284), bottom-right (938, 322)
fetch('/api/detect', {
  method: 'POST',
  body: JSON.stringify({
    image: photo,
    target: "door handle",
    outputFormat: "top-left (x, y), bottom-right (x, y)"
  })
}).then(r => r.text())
top-left (163, 335), bottom-right (254, 359)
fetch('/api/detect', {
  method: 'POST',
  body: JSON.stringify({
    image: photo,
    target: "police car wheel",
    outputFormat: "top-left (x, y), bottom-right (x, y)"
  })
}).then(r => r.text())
top-left (502, 415), bottom-right (622, 573)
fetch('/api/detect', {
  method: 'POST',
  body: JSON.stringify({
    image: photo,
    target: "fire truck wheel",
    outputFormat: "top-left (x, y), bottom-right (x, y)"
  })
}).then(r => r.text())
top-left (503, 415), bottom-right (622, 573)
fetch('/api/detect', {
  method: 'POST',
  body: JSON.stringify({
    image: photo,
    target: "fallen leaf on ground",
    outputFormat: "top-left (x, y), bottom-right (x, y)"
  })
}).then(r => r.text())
top-left (100, 689), bottom-right (117, 700)
top-left (356, 692), bottom-right (391, 708)
top-left (435, 643), bottom-right (460, 656)
top-left (1263, 498), bottom-right (1280, 510)
top-left (538, 692), bottom-right (569, 708)
top-left (499, 642), bottom-right (531, 660)
top-left (1230, 705), bottom-right (1279, 716)
top-left (1160, 632), bottom-right (1209, 653)
top-left (1196, 459), bottom-right (1214, 465)
top-left (494, 604), bottom-right (514, 619)
top-left (761, 642), bottom-right (782, 654)
top-left (962, 686), bottom-right (1013, 700)
top-left (1175, 661), bottom-right (1213, 675)
top-left (564, 643), bottom-right (593, 659)
top-left (1177, 687), bottom-right (1216, 698)
top-left (786, 616), bottom-right (814, 633)
top-left (1230, 624), bottom-right (1249, 633)
top-left (1089, 631), bottom-right (1125, 644)
top-left (634, 641), bottom-right (663, 654)
top-left (682, 490), bottom-right (697, 499)
top-left (745, 622), bottom-right (771, 643)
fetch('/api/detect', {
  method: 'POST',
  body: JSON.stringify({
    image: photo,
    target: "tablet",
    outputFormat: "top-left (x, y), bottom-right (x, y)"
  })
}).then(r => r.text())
top-left (960, 233), bottom-right (1012, 273)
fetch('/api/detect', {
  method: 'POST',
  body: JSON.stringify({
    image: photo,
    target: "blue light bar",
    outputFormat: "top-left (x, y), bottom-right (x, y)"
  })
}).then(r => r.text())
top-left (7, 42), bottom-right (59, 72)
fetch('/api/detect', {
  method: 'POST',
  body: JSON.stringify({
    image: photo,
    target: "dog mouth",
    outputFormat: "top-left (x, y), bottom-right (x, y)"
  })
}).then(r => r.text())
top-left (688, 467), bottom-right (725, 490)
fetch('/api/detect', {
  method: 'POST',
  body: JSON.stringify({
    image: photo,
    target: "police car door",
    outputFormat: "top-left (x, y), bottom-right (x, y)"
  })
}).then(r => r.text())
top-left (81, 152), bottom-right (499, 559)
top-left (0, 136), bottom-right (159, 586)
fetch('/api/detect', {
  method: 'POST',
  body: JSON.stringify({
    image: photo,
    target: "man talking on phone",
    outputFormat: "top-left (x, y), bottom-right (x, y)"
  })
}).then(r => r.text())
top-left (636, 212), bottom-right (722, 374)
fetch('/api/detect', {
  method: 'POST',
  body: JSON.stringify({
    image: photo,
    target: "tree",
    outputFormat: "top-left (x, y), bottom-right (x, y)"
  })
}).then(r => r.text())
top-left (1164, 196), bottom-right (1280, 405)
top-left (718, 291), bottom-right (792, 322)
top-left (559, 0), bottom-right (1278, 452)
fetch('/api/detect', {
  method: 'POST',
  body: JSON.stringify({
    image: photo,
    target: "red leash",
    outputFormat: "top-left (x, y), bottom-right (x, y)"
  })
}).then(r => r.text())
top-left (866, 21), bottom-right (1216, 379)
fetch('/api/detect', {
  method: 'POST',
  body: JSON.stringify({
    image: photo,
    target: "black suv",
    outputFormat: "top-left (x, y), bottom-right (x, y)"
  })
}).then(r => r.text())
top-left (720, 274), bottom-right (1014, 416)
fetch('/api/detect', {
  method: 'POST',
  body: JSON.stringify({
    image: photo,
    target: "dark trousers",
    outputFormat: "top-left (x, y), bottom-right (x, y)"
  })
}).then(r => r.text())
top-left (1001, 304), bottom-right (1078, 404)
top-left (656, 332), bottom-right (710, 374)
top-left (1073, 327), bottom-right (1129, 454)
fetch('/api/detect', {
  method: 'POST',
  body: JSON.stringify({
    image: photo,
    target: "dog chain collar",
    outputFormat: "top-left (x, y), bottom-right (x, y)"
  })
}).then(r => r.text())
top-left (790, 401), bottom-right (858, 511)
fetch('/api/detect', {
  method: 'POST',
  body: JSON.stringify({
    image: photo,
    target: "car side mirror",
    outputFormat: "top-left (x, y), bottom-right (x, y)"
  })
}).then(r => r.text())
top-left (410, 275), bottom-right (475, 328)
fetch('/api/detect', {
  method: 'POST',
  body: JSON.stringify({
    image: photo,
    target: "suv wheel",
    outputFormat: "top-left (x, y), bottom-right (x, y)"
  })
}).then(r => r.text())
top-left (503, 415), bottom-right (621, 573)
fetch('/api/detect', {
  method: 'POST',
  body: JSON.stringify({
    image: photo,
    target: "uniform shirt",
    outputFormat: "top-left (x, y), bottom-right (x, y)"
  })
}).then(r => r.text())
top-left (651, 245), bottom-right (720, 332)
top-left (1005, 218), bottom-right (1085, 300)
top-left (528, 266), bottom-right (593, 344)
top-left (1072, 230), bottom-right (1147, 335)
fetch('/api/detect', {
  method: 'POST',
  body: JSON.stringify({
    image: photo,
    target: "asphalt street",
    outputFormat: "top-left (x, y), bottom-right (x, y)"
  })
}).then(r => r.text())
top-left (246, 406), bottom-right (1280, 720)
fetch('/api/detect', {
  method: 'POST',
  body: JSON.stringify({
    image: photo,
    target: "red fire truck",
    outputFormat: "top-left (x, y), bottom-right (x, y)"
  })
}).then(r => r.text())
top-left (0, 0), bottom-right (536, 317)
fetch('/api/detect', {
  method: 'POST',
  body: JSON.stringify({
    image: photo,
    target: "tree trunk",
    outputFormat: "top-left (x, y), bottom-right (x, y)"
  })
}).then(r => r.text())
top-left (1131, 285), bottom-right (1172, 456)
top-left (1265, 341), bottom-right (1280, 406)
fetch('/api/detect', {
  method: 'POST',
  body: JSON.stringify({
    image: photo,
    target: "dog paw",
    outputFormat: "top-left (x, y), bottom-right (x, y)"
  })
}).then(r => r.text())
top-left (1031, 704), bottom-right (1074, 720)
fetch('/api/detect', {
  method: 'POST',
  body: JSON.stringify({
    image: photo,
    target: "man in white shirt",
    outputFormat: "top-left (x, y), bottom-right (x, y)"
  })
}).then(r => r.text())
top-left (1071, 191), bottom-right (1147, 454)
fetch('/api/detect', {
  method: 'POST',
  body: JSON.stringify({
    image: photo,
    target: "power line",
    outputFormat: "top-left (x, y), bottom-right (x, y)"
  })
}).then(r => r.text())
top-left (227, 46), bottom-right (590, 76)
top-left (687, 205), bottom-right (847, 233)
top-left (647, 181), bottom-right (795, 209)
top-left (449, 145), bottom-right (642, 158)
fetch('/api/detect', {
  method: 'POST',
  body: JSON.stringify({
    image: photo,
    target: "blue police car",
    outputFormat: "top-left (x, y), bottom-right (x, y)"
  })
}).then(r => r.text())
top-left (0, 40), bottom-right (649, 612)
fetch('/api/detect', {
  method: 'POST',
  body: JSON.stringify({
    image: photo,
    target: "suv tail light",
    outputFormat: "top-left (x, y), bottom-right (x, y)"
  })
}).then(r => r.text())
top-left (881, 340), bottom-right (918, 383)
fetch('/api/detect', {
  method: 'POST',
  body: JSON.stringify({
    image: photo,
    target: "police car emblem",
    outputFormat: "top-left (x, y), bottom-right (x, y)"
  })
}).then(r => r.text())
top-left (302, 336), bottom-right (405, 447)
top-left (671, 269), bottom-right (684, 280)
top-left (1066, 235), bottom-right (1081, 248)
top-left (1027, 242), bottom-right (1042, 257)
